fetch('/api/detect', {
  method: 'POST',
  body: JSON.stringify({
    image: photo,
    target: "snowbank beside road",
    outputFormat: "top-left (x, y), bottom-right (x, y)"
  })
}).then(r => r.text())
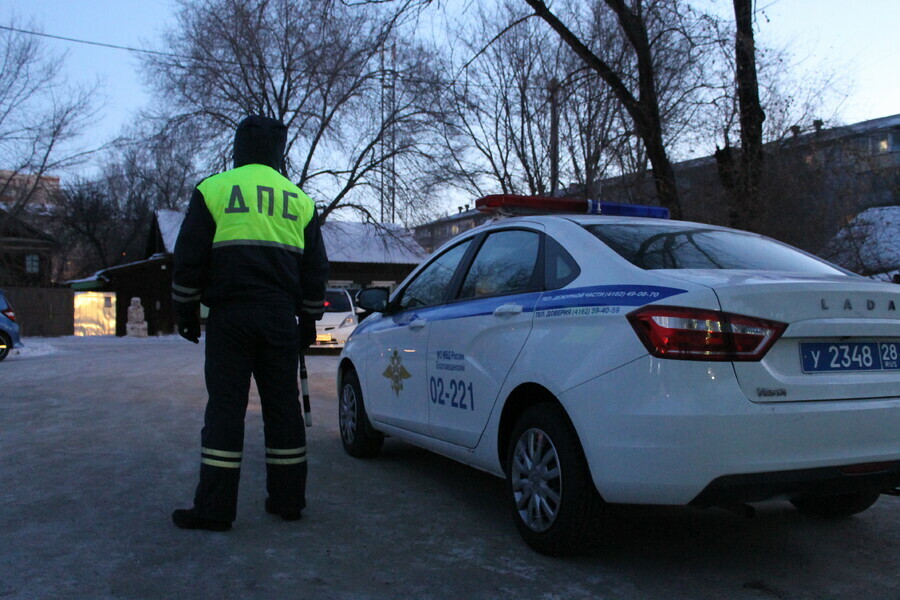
top-left (5, 335), bottom-right (189, 361)
top-left (5, 339), bottom-right (61, 360)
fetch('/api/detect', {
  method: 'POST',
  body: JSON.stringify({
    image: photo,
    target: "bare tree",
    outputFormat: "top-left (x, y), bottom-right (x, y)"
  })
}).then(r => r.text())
top-left (438, 0), bottom-right (667, 206)
top-left (55, 180), bottom-right (123, 273)
top-left (143, 0), bottom-right (452, 225)
top-left (0, 23), bottom-right (97, 275)
top-left (55, 173), bottom-right (156, 277)
top-left (710, 0), bottom-right (765, 231)
top-left (677, 2), bottom-right (850, 233)
top-left (51, 118), bottom-right (205, 280)
top-left (437, 1), bottom-right (559, 197)
top-left (523, 0), bottom-right (684, 218)
top-left (110, 119), bottom-right (204, 212)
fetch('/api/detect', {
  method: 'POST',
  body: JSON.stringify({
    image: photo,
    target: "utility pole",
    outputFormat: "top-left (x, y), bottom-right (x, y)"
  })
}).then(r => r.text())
top-left (549, 78), bottom-right (560, 196)
top-left (379, 43), bottom-right (398, 224)
top-left (389, 44), bottom-right (397, 224)
top-left (379, 45), bottom-right (386, 223)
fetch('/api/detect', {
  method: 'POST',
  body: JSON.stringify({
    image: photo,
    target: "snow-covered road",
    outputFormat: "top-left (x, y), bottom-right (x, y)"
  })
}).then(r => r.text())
top-left (1, 335), bottom-right (898, 600)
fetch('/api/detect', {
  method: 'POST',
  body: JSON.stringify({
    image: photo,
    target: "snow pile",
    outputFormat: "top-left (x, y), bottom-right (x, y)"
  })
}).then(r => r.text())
top-left (820, 206), bottom-right (900, 281)
top-left (7, 339), bottom-right (61, 359)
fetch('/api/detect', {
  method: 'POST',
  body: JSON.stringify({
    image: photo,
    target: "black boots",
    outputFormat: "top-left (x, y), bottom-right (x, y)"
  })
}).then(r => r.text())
top-left (172, 502), bottom-right (301, 529)
top-left (171, 508), bottom-right (232, 532)
top-left (265, 498), bottom-right (302, 521)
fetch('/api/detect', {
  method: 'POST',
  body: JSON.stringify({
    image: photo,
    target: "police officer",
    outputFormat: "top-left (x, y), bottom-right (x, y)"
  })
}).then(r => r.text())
top-left (171, 115), bottom-right (329, 531)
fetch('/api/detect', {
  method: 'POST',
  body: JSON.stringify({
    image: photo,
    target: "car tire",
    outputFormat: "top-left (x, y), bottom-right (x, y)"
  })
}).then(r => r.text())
top-left (339, 369), bottom-right (384, 458)
top-left (0, 332), bottom-right (11, 362)
top-left (506, 403), bottom-right (604, 555)
top-left (790, 491), bottom-right (881, 518)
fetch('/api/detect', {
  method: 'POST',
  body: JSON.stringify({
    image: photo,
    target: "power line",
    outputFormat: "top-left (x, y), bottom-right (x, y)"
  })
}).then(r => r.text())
top-left (0, 24), bottom-right (181, 59)
top-left (0, 22), bottom-right (557, 92)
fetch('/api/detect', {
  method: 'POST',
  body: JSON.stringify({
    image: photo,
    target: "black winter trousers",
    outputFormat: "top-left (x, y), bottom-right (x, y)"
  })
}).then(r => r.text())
top-left (192, 304), bottom-right (306, 522)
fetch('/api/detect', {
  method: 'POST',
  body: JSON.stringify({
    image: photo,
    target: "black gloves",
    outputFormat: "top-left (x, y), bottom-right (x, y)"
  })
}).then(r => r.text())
top-left (298, 318), bottom-right (316, 352)
top-left (177, 310), bottom-right (201, 344)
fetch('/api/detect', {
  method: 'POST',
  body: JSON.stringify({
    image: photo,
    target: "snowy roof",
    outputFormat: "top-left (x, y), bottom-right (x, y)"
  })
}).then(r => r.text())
top-left (156, 209), bottom-right (185, 254)
top-left (153, 210), bottom-right (426, 265)
top-left (837, 113), bottom-right (900, 136)
top-left (321, 221), bottom-right (426, 265)
top-left (820, 206), bottom-right (900, 280)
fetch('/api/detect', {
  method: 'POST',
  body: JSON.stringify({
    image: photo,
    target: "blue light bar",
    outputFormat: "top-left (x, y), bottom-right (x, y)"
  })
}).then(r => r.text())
top-left (586, 199), bottom-right (669, 219)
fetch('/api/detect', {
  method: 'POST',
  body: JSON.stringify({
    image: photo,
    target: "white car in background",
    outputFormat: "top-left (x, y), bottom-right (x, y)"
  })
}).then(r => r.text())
top-left (313, 288), bottom-right (359, 349)
top-left (336, 198), bottom-right (900, 555)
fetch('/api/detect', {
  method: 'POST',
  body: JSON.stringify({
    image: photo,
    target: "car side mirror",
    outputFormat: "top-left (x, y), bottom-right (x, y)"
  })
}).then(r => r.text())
top-left (355, 287), bottom-right (390, 313)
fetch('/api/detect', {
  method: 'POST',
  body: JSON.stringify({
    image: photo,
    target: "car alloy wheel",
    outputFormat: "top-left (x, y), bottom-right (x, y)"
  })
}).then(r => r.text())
top-left (338, 369), bottom-right (384, 458)
top-left (506, 403), bottom-right (604, 555)
top-left (339, 380), bottom-right (359, 446)
top-left (510, 427), bottom-right (562, 532)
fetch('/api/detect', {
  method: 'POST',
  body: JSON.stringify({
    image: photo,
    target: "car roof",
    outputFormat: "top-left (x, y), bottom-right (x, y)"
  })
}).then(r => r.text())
top-left (426, 213), bottom-right (755, 261)
top-left (475, 214), bottom-right (739, 233)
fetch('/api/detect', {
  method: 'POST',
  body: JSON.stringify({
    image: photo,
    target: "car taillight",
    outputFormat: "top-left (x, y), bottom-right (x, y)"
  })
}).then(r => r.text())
top-left (1, 308), bottom-right (14, 322)
top-left (627, 306), bottom-right (786, 361)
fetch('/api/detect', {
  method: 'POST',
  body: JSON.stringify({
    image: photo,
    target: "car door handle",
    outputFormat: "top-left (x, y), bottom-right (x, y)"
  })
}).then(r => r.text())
top-left (493, 304), bottom-right (523, 316)
top-left (408, 318), bottom-right (427, 330)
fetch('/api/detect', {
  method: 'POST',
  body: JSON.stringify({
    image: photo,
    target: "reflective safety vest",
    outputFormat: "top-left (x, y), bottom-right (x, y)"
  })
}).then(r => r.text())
top-left (197, 164), bottom-right (316, 255)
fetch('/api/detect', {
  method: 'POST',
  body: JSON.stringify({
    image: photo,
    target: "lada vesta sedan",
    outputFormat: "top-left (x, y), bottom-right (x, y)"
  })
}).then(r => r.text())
top-left (336, 205), bottom-right (900, 555)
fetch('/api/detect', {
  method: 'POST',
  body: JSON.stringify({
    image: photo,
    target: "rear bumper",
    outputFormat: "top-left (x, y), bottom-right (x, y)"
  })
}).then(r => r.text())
top-left (560, 356), bottom-right (900, 505)
top-left (690, 462), bottom-right (900, 507)
top-left (1, 327), bottom-right (21, 347)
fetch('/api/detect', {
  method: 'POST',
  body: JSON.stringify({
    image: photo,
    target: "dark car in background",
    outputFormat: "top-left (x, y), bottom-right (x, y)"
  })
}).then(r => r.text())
top-left (0, 289), bottom-right (23, 361)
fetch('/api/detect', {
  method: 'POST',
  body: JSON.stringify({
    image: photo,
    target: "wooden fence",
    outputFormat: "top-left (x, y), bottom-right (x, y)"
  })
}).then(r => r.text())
top-left (3, 286), bottom-right (74, 337)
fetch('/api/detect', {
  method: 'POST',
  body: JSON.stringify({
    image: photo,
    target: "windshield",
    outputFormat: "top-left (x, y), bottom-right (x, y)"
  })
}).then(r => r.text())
top-left (586, 224), bottom-right (843, 274)
top-left (325, 290), bottom-right (352, 312)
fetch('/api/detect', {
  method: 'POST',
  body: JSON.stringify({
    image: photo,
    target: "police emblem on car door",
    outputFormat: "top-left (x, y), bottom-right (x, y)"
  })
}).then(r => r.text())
top-left (382, 349), bottom-right (412, 395)
top-left (363, 239), bottom-right (474, 435)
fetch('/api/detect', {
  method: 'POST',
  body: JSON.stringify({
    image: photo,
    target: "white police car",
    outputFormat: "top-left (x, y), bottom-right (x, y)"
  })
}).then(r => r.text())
top-left (337, 196), bottom-right (900, 555)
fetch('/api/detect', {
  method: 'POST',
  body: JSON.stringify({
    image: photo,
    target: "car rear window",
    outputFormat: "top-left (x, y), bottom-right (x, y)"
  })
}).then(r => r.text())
top-left (586, 224), bottom-right (843, 274)
top-left (325, 291), bottom-right (352, 312)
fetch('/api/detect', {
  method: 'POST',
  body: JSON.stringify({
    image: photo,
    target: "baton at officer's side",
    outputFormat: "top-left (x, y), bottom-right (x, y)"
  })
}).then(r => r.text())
top-left (299, 353), bottom-right (312, 427)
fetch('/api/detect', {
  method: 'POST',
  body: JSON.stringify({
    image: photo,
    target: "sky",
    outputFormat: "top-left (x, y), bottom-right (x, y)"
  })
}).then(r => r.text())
top-left (1, 0), bottom-right (898, 164)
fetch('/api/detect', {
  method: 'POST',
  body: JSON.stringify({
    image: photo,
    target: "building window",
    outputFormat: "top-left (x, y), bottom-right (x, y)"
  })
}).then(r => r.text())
top-left (25, 254), bottom-right (40, 274)
top-left (853, 137), bottom-right (871, 154)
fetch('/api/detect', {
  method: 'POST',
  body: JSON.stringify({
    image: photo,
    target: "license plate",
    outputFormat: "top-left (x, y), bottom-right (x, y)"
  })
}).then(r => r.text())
top-left (316, 334), bottom-right (332, 343)
top-left (800, 341), bottom-right (900, 373)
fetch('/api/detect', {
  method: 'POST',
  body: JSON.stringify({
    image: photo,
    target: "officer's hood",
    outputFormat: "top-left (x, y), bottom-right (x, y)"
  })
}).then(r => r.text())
top-left (232, 115), bottom-right (288, 171)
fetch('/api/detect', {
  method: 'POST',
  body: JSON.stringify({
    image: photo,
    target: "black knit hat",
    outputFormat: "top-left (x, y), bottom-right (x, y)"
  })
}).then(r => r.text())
top-left (232, 115), bottom-right (288, 171)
